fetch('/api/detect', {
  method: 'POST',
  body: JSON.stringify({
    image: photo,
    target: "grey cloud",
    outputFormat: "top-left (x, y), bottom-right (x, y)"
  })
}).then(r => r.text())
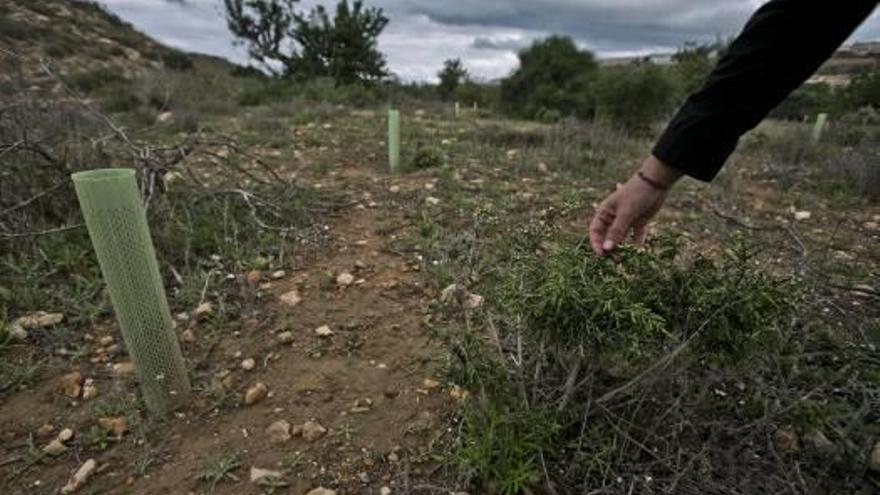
top-left (471, 36), bottom-right (531, 51)
top-left (102, 0), bottom-right (880, 81)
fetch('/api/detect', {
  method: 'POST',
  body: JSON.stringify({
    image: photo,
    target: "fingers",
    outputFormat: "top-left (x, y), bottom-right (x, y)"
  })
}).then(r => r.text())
top-left (589, 206), bottom-right (614, 256)
top-left (603, 210), bottom-right (632, 253)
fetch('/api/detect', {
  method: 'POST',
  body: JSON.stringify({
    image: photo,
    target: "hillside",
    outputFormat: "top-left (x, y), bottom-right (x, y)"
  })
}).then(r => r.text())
top-left (0, 0), bottom-right (235, 95)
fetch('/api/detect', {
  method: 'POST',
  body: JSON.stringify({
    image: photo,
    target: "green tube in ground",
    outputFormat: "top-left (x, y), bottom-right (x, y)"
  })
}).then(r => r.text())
top-left (812, 113), bottom-right (828, 143)
top-left (72, 169), bottom-right (190, 416)
top-left (388, 109), bottom-right (400, 172)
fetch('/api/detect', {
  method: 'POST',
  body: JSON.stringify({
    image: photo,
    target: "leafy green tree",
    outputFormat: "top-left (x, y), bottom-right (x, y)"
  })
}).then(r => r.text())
top-left (672, 42), bottom-right (716, 95)
top-left (223, 0), bottom-right (389, 84)
top-left (500, 36), bottom-right (598, 120)
top-left (843, 68), bottom-right (880, 110)
top-left (594, 65), bottom-right (677, 131)
top-left (437, 58), bottom-right (468, 100)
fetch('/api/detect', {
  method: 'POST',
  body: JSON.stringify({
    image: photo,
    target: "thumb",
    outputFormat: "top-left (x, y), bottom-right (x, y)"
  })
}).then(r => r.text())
top-left (603, 209), bottom-right (634, 252)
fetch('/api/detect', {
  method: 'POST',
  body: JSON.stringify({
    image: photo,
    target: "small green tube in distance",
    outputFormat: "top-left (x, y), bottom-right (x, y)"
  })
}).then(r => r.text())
top-left (812, 113), bottom-right (828, 143)
top-left (72, 168), bottom-right (191, 416)
top-left (388, 108), bottom-right (400, 173)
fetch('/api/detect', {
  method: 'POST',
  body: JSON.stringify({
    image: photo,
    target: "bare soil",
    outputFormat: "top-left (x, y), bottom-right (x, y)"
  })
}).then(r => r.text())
top-left (1, 162), bottom-right (456, 495)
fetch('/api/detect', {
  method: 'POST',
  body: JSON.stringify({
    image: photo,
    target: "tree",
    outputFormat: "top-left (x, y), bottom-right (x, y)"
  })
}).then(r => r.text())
top-left (594, 65), bottom-right (677, 131)
top-left (223, 0), bottom-right (299, 74)
top-left (672, 42), bottom-right (716, 96)
top-left (500, 36), bottom-right (598, 120)
top-left (223, 0), bottom-right (389, 84)
top-left (437, 58), bottom-right (468, 100)
top-left (843, 68), bottom-right (880, 111)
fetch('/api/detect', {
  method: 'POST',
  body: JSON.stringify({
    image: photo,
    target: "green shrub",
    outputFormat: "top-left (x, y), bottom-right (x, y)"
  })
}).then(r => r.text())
top-left (0, 15), bottom-right (36, 40)
top-left (411, 146), bottom-right (444, 170)
top-left (502, 236), bottom-right (798, 362)
top-left (102, 85), bottom-right (142, 113)
top-left (594, 65), bottom-right (677, 131)
top-left (161, 50), bottom-right (194, 71)
top-left (500, 36), bottom-right (598, 120)
top-left (67, 68), bottom-right (126, 94)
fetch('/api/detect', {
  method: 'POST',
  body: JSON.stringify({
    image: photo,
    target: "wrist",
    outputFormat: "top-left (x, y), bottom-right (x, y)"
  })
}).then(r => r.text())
top-left (638, 155), bottom-right (682, 190)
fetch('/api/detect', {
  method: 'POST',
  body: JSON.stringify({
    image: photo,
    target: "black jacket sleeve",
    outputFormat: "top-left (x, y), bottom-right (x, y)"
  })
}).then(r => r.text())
top-left (652, 0), bottom-right (877, 182)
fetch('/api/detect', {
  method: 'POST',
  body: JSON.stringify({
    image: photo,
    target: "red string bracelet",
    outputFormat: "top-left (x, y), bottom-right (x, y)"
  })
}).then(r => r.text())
top-left (637, 171), bottom-right (670, 191)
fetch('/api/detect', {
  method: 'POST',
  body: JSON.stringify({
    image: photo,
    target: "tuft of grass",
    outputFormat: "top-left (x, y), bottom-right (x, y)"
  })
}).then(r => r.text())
top-left (198, 453), bottom-right (242, 490)
top-left (458, 404), bottom-right (558, 495)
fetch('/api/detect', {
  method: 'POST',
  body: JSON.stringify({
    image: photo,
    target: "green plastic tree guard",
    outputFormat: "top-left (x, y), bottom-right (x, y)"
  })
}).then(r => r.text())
top-left (72, 169), bottom-right (190, 416)
top-left (388, 109), bottom-right (400, 172)
top-left (812, 113), bottom-right (828, 143)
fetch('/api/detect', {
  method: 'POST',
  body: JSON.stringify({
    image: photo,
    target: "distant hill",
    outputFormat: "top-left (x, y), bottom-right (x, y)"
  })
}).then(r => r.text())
top-left (599, 41), bottom-right (880, 88)
top-left (0, 0), bottom-right (239, 94)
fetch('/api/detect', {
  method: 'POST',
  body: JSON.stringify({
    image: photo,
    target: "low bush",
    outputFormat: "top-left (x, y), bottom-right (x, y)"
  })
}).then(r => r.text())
top-left (435, 231), bottom-right (878, 494)
top-left (410, 146), bottom-right (445, 170)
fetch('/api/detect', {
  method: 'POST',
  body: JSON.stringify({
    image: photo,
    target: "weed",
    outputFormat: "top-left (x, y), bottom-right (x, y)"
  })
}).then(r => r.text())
top-left (0, 353), bottom-right (45, 397)
top-left (282, 451), bottom-right (305, 473)
top-left (257, 474), bottom-right (288, 494)
top-left (198, 453), bottom-right (242, 490)
top-left (81, 425), bottom-right (112, 451)
top-left (458, 404), bottom-right (559, 495)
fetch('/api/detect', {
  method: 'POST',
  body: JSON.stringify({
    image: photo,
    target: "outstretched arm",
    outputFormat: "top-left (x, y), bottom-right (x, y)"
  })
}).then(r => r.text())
top-left (590, 0), bottom-right (877, 256)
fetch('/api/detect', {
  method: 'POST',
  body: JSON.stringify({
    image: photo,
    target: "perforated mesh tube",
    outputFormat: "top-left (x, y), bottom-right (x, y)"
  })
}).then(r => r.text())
top-left (72, 169), bottom-right (190, 416)
top-left (388, 109), bottom-right (400, 172)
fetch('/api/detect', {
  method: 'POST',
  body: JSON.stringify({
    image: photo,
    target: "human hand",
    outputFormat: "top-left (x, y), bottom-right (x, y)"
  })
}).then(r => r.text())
top-left (589, 155), bottom-right (682, 256)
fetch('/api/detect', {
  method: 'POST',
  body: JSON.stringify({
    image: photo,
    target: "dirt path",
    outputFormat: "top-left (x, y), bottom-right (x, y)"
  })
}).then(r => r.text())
top-left (0, 165), bottom-right (454, 494)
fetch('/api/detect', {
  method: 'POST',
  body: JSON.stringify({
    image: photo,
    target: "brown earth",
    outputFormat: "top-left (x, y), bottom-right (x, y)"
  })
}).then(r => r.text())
top-left (0, 162), bottom-right (459, 495)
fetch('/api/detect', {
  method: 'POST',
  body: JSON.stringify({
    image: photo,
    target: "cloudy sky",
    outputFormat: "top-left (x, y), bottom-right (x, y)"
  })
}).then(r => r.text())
top-left (103, 0), bottom-right (880, 81)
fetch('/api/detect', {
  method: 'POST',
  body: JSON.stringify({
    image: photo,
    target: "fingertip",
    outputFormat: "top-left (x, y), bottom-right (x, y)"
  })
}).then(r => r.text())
top-left (602, 239), bottom-right (615, 252)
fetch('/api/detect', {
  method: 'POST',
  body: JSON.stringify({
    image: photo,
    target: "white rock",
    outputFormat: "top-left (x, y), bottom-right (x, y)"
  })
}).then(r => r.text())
top-left (537, 162), bottom-right (549, 174)
top-left (425, 196), bottom-right (441, 206)
top-left (271, 270), bottom-right (287, 280)
top-left (280, 290), bottom-right (302, 307)
top-left (305, 489), bottom-right (336, 495)
top-left (250, 467), bottom-right (283, 483)
top-left (8, 322), bottom-right (28, 340)
top-left (244, 382), bottom-right (268, 405)
top-left (389, 185), bottom-right (401, 193)
top-left (440, 284), bottom-right (461, 303)
top-left (16, 311), bottom-right (64, 329)
top-left (265, 420), bottom-right (291, 443)
top-left (299, 420), bottom-right (327, 442)
top-left (336, 272), bottom-right (355, 287)
top-left (61, 458), bottom-right (96, 494)
top-left (241, 358), bottom-right (256, 371)
top-left (380, 487), bottom-right (392, 495)
top-left (43, 438), bottom-right (68, 456)
top-left (464, 293), bottom-right (485, 309)
top-left (57, 428), bottom-right (74, 443)
top-left (277, 331), bottom-right (294, 344)
top-left (315, 325), bottom-right (334, 337)
top-left (81, 379), bottom-right (98, 400)
top-left (794, 211), bottom-right (812, 221)
top-left (194, 302), bottom-right (213, 318)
